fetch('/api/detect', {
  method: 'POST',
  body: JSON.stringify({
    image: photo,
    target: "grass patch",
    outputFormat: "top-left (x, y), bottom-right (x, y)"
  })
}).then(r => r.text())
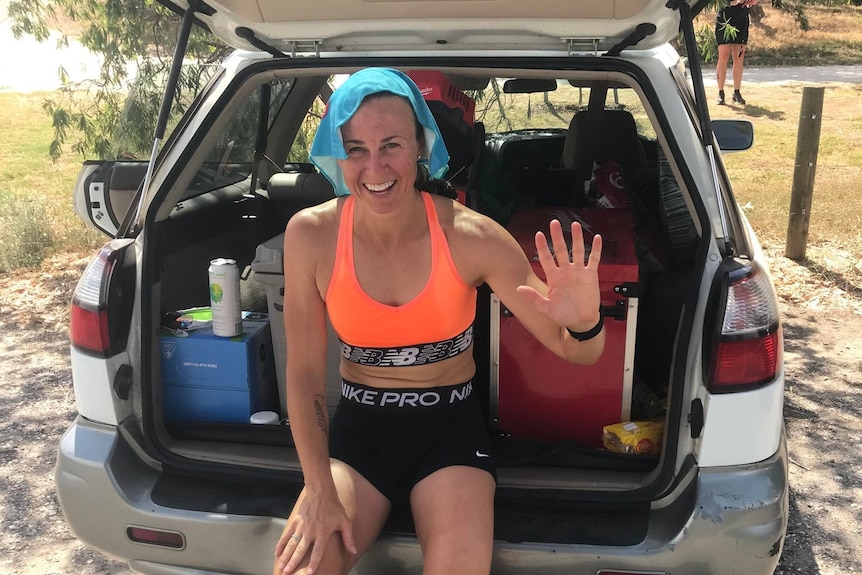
top-left (749, 41), bottom-right (862, 66)
top-left (0, 92), bottom-right (103, 273)
top-left (710, 84), bottom-right (862, 247)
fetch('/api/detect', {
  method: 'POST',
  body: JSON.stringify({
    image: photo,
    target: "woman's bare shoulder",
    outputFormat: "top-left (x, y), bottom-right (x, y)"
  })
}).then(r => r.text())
top-left (430, 195), bottom-right (504, 240)
top-left (456, 205), bottom-right (517, 253)
top-left (284, 198), bottom-right (340, 241)
top-left (434, 197), bottom-right (525, 284)
top-left (281, 198), bottom-right (342, 272)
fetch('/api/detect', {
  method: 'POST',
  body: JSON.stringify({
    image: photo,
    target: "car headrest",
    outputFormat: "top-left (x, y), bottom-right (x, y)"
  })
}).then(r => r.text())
top-left (267, 171), bottom-right (335, 214)
top-left (561, 109), bottom-right (643, 175)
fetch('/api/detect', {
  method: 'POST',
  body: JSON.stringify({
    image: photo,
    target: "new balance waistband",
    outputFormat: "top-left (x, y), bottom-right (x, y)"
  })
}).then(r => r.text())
top-left (339, 325), bottom-right (473, 367)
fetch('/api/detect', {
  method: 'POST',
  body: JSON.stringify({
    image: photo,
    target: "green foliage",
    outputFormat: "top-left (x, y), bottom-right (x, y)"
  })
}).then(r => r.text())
top-left (717, 14), bottom-right (741, 42)
top-left (7, 0), bottom-right (55, 41)
top-left (9, 0), bottom-right (229, 161)
top-left (288, 96), bottom-right (327, 164)
top-left (111, 60), bottom-right (220, 160)
top-left (0, 191), bottom-right (54, 272)
top-left (695, 23), bottom-right (720, 62)
top-left (0, 187), bottom-right (102, 272)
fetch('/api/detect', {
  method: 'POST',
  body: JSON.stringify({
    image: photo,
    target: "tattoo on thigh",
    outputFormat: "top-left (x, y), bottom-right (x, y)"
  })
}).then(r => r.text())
top-left (314, 394), bottom-right (328, 436)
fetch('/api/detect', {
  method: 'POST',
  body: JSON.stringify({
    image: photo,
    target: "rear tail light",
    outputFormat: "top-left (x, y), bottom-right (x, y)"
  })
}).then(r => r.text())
top-left (708, 259), bottom-right (782, 392)
top-left (70, 239), bottom-right (135, 357)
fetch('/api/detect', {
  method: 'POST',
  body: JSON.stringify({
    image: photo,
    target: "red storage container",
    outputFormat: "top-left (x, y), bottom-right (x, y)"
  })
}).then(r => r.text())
top-left (406, 69), bottom-right (475, 125)
top-left (407, 70), bottom-right (476, 190)
top-left (490, 208), bottom-right (639, 446)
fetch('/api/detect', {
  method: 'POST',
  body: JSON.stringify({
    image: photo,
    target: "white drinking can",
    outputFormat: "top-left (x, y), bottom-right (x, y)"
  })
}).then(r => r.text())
top-left (208, 258), bottom-right (242, 337)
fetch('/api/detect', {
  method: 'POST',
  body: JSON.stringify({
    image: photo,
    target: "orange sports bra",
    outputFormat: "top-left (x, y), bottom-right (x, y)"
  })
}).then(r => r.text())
top-left (325, 192), bottom-right (477, 367)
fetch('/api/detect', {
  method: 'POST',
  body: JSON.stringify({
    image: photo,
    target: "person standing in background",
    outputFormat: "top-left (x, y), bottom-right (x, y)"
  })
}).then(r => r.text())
top-left (715, 0), bottom-right (759, 105)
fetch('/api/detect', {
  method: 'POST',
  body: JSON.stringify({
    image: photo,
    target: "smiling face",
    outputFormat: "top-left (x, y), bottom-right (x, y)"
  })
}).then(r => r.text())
top-left (337, 94), bottom-right (425, 209)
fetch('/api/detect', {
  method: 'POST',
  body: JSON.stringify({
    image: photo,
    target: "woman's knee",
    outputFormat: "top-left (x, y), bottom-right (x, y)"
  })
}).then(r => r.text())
top-left (417, 508), bottom-right (494, 575)
top-left (272, 534), bottom-right (357, 575)
top-left (423, 550), bottom-right (492, 575)
top-left (410, 467), bottom-right (495, 558)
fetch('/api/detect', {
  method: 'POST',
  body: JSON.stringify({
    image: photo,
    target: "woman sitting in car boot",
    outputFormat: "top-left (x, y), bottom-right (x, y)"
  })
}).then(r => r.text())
top-left (273, 67), bottom-right (606, 575)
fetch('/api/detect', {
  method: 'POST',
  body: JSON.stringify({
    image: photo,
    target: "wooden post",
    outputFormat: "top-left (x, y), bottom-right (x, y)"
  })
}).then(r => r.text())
top-left (784, 86), bottom-right (825, 260)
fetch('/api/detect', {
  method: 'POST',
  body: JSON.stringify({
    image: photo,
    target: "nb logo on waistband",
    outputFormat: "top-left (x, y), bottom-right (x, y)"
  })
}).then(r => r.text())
top-left (339, 325), bottom-right (473, 367)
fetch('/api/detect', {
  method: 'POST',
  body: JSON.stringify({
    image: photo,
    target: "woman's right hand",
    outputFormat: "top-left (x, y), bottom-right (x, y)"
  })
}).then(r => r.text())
top-left (275, 490), bottom-right (357, 574)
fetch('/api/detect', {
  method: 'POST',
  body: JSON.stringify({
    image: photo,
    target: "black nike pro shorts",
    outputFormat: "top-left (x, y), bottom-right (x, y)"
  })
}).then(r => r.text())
top-left (329, 379), bottom-right (497, 503)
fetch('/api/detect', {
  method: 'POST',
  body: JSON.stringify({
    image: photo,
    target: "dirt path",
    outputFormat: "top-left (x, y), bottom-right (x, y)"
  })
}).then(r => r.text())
top-left (0, 254), bottom-right (130, 574)
top-left (776, 306), bottom-right (862, 575)
top-left (1, 249), bottom-right (861, 574)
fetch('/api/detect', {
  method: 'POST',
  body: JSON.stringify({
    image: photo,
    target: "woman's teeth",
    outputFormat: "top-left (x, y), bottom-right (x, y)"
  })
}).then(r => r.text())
top-left (365, 181), bottom-right (395, 193)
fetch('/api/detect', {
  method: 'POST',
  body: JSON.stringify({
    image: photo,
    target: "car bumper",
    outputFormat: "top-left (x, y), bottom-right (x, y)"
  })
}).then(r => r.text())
top-left (56, 416), bottom-right (788, 575)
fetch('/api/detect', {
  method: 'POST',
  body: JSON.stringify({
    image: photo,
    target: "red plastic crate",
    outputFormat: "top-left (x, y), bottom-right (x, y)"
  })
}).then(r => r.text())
top-left (407, 69), bottom-right (475, 125)
top-left (491, 208), bottom-right (639, 446)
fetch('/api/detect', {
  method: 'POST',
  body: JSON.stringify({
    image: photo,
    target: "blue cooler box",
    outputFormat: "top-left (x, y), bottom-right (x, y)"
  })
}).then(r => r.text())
top-left (161, 316), bottom-right (278, 424)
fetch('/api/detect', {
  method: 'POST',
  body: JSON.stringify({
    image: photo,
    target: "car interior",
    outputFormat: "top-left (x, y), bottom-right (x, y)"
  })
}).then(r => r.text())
top-left (142, 67), bottom-right (702, 503)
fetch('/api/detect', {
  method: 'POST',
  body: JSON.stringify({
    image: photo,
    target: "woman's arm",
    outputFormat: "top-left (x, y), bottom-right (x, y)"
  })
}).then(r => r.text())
top-left (456, 210), bottom-right (605, 365)
top-left (276, 210), bottom-right (356, 573)
top-left (282, 212), bottom-right (336, 499)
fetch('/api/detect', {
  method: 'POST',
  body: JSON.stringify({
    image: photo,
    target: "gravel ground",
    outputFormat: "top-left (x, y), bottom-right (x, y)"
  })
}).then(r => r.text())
top-left (0, 253), bottom-right (131, 574)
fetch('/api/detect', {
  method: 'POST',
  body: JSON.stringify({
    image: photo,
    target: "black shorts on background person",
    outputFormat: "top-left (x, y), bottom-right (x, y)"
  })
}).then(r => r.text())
top-left (715, 0), bottom-right (758, 105)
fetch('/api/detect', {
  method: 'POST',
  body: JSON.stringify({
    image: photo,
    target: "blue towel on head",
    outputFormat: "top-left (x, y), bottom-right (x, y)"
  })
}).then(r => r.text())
top-left (310, 68), bottom-right (450, 197)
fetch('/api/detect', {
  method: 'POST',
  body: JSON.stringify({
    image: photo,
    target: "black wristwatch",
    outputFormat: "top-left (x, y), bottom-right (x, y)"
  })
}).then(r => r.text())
top-left (566, 307), bottom-right (604, 342)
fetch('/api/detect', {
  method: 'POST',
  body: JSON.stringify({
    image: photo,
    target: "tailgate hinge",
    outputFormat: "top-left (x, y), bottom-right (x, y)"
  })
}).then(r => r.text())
top-left (564, 37), bottom-right (601, 57)
top-left (289, 40), bottom-right (322, 58)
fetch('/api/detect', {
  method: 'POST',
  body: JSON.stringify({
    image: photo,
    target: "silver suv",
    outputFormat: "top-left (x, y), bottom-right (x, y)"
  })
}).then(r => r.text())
top-left (59, 1), bottom-right (788, 574)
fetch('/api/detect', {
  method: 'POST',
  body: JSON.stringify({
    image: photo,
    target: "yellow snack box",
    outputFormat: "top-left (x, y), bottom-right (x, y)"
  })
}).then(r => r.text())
top-left (602, 419), bottom-right (664, 455)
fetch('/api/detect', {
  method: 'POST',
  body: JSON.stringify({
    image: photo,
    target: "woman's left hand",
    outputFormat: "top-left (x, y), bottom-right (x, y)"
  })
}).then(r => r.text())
top-left (516, 219), bottom-right (602, 331)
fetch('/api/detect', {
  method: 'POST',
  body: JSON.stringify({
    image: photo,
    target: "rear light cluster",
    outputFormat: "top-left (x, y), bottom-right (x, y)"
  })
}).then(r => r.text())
top-left (708, 260), bottom-right (782, 392)
top-left (70, 239), bottom-right (135, 357)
